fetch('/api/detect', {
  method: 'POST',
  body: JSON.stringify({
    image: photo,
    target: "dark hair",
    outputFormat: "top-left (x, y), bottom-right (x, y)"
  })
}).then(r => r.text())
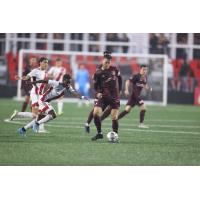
top-left (39, 57), bottom-right (48, 63)
top-left (63, 73), bottom-right (71, 83)
top-left (56, 57), bottom-right (62, 62)
top-left (140, 64), bottom-right (148, 68)
top-left (103, 50), bottom-right (112, 60)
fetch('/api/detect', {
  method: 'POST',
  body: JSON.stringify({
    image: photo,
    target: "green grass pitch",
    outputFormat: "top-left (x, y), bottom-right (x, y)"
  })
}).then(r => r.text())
top-left (0, 98), bottom-right (200, 165)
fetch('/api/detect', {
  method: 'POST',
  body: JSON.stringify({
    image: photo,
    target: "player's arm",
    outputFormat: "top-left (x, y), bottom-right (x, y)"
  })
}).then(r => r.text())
top-left (144, 84), bottom-right (153, 91)
top-left (117, 69), bottom-right (122, 93)
top-left (67, 85), bottom-right (88, 100)
top-left (31, 80), bottom-right (48, 84)
top-left (15, 74), bottom-right (31, 81)
top-left (124, 79), bottom-right (131, 96)
top-left (93, 72), bottom-right (102, 99)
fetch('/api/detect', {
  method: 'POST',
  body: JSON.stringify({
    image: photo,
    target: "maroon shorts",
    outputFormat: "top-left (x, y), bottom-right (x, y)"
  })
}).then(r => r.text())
top-left (94, 97), bottom-right (120, 110)
top-left (21, 88), bottom-right (31, 96)
top-left (126, 94), bottom-right (144, 107)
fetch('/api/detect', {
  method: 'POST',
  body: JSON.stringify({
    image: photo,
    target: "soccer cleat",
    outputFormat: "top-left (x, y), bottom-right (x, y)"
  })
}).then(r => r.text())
top-left (91, 133), bottom-right (103, 141)
top-left (18, 127), bottom-right (26, 136)
top-left (10, 110), bottom-right (18, 121)
top-left (138, 123), bottom-right (149, 129)
top-left (32, 121), bottom-right (39, 133)
top-left (85, 123), bottom-right (90, 133)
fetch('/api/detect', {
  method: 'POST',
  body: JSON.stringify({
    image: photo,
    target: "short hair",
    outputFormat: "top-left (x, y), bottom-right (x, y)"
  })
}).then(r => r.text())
top-left (103, 50), bottom-right (112, 60)
top-left (38, 57), bottom-right (48, 63)
top-left (56, 57), bottom-right (62, 62)
top-left (63, 73), bottom-right (71, 82)
top-left (140, 64), bottom-right (148, 68)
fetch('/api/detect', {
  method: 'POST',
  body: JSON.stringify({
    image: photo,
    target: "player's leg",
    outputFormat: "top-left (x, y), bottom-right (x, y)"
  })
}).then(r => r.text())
top-left (100, 106), bottom-right (112, 121)
top-left (91, 106), bottom-right (103, 141)
top-left (57, 97), bottom-right (64, 115)
top-left (85, 108), bottom-right (94, 133)
top-left (21, 95), bottom-right (30, 112)
top-left (138, 103), bottom-right (149, 128)
top-left (118, 105), bottom-right (132, 119)
top-left (110, 109), bottom-right (119, 134)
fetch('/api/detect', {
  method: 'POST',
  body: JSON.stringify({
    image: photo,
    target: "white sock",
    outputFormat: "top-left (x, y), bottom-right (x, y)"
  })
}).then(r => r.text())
top-left (58, 100), bottom-right (63, 114)
top-left (24, 119), bottom-right (36, 130)
top-left (17, 112), bottom-right (34, 118)
top-left (38, 114), bottom-right (53, 125)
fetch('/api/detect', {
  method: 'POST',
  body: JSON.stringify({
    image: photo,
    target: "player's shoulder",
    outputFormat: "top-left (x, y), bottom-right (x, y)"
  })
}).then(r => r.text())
top-left (110, 65), bottom-right (118, 70)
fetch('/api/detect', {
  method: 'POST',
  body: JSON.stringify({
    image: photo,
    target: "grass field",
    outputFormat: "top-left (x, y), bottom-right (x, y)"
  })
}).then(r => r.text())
top-left (0, 98), bottom-right (200, 165)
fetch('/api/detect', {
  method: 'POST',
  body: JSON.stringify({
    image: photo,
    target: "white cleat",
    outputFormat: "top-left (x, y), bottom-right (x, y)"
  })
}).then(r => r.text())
top-left (10, 110), bottom-right (18, 121)
top-left (138, 123), bottom-right (149, 129)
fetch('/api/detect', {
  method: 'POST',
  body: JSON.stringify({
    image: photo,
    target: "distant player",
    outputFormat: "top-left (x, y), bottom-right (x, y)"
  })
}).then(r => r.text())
top-left (10, 57), bottom-right (37, 120)
top-left (48, 58), bottom-right (66, 115)
top-left (14, 57), bottom-right (49, 133)
top-left (75, 64), bottom-right (90, 107)
top-left (118, 64), bottom-right (151, 128)
top-left (18, 74), bottom-right (88, 135)
top-left (91, 51), bottom-right (122, 141)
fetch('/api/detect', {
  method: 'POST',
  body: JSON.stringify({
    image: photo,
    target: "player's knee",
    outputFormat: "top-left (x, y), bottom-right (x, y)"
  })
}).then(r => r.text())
top-left (111, 113), bottom-right (118, 120)
top-left (125, 106), bottom-right (131, 113)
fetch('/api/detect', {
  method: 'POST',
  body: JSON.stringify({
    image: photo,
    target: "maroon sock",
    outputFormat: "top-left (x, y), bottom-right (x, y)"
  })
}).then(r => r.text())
top-left (101, 108), bottom-right (111, 121)
top-left (94, 115), bottom-right (102, 133)
top-left (21, 101), bottom-right (28, 112)
top-left (112, 120), bottom-right (118, 133)
top-left (118, 110), bottom-right (129, 120)
top-left (140, 110), bottom-right (146, 123)
top-left (87, 109), bottom-right (94, 124)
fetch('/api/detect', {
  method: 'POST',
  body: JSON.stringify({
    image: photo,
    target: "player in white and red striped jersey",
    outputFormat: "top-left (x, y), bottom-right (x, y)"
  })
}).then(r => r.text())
top-left (18, 74), bottom-right (88, 135)
top-left (48, 58), bottom-right (66, 115)
top-left (15, 57), bottom-right (49, 133)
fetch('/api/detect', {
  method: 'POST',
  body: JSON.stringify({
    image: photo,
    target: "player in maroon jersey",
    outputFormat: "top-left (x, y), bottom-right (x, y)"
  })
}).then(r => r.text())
top-left (91, 51), bottom-right (122, 141)
top-left (118, 64), bottom-right (151, 128)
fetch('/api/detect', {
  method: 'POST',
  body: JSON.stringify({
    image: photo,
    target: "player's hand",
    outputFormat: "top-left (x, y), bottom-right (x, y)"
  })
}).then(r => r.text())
top-left (97, 93), bottom-right (102, 99)
top-left (14, 75), bottom-right (20, 80)
top-left (124, 90), bottom-right (129, 97)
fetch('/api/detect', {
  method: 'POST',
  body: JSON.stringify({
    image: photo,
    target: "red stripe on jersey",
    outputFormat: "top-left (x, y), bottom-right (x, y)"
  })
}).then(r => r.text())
top-left (32, 102), bottom-right (39, 107)
top-left (56, 68), bottom-right (64, 81)
top-left (39, 104), bottom-right (49, 113)
top-left (40, 87), bottom-right (53, 102)
top-left (39, 72), bottom-right (48, 95)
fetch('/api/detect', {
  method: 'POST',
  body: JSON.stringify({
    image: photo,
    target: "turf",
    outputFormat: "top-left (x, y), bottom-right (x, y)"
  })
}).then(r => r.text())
top-left (0, 98), bottom-right (200, 165)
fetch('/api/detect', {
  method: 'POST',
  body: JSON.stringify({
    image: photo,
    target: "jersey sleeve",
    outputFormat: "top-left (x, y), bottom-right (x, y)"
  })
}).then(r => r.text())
top-left (116, 68), bottom-right (122, 92)
top-left (67, 85), bottom-right (76, 93)
top-left (27, 68), bottom-right (37, 78)
top-left (48, 80), bottom-right (59, 87)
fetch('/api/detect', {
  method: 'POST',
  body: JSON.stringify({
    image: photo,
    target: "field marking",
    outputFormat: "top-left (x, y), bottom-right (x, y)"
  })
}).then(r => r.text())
top-left (4, 119), bottom-right (200, 135)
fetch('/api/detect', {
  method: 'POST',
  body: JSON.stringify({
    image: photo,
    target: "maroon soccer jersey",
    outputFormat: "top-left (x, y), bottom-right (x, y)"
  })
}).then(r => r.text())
top-left (93, 65), bottom-right (122, 99)
top-left (21, 65), bottom-right (33, 94)
top-left (129, 73), bottom-right (147, 96)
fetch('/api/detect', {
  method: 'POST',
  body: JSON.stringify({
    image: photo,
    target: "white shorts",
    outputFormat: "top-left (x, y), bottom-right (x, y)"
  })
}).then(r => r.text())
top-left (30, 89), bottom-right (39, 107)
top-left (38, 101), bottom-right (55, 115)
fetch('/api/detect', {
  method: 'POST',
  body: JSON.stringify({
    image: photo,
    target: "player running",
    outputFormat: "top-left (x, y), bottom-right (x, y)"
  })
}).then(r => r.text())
top-left (18, 74), bottom-right (88, 136)
top-left (118, 64), bottom-right (151, 128)
top-left (91, 51), bottom-right (122, 141)
top-left (48, 58), bottom-right (66, 115)
top-left (14, 57), bottom-right (49, 133)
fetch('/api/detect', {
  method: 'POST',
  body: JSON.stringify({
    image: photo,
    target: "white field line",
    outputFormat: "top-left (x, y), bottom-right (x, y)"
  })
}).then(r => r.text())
top-left (4, 119), bottom-right (200, 135)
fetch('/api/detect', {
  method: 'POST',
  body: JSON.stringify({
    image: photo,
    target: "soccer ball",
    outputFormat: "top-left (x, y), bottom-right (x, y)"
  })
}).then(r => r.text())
top-left (107, 131), bottom-right (119, 143)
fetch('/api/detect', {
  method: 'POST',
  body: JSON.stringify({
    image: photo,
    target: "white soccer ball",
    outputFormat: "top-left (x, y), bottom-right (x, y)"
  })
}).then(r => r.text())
top-left (107, 131), bottom-right (119, 143)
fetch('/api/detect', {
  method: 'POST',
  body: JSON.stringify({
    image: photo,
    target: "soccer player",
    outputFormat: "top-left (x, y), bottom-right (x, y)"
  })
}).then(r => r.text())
top-left (75, 64), bottom-right (90, 107)
top-left (118, 64), bottom-right (151, 128)
top-left (14, 57), bottom-right (49, 132)
top-left (91, 51), bottom-right (122, 141)
top-left (10, 57), bottom-right (37, 120)
top-left (48, 58), bottom-right (66, 115)
top-left (18, 74), bottom-right (87, 135)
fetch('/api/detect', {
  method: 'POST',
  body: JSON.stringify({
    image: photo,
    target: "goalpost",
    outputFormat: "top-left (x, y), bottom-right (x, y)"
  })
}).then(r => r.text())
top-left (17, 49), bottom-right (168, 106)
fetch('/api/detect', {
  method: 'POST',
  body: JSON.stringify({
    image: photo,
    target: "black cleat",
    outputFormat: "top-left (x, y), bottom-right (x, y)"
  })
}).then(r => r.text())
top-left (85, 123), bottom-right (90, 133)
top-left (91, 133), bottom-right (103, 141)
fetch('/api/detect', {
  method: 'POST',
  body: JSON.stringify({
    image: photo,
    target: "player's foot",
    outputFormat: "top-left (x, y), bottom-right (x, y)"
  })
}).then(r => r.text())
top-left (32, 121), bottom-right (39, 133)
top-left (18, 127), bottom-right (26, 136)
top-left (138, 123), bottom-right (149, 129)
top-left (91, 133), bottom-right (103, 141)
top-left (10, 110), bottom-right (18, 121)
top-left (85, 123), bottom-right (90, 133)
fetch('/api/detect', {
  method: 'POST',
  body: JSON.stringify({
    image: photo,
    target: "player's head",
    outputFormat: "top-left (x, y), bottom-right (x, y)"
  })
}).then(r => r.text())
top-left (62, 73), bottom-right (72, 86)
top-left (39, 57), bottom-right (48, 70)
top-left (55, 58), bottom-right (62, 67)
top-left (29, 57), bottom-right (37, 67)
top-left (102, 50), bottom-right (112, 69)
top-left (140, 65), bottom-right (148, 76)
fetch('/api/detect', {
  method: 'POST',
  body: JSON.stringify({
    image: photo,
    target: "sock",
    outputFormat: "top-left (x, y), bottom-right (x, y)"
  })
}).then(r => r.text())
top-left (58, 100), bottom-right (63, 114)
top-left (37, 114), bottom-right (53, 125)
top-left (118, 110), bottom-right (129, 120)
top-left (140, 110), bottom-right (146, 123)
top-left (17, 112), bottom-right (35, 118)
top-left (21, 102), bottom-right (28, 112)
top-left (24, 119), bottom-right (36, 130)
top-left (86, 109), bottom-right (94, 124)
top-left (94, 115), bottom-right (102, 134)
top-left (112, 120), bottom-right (118, 133)
top-left (101, 108), bottom-right (111, 121)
